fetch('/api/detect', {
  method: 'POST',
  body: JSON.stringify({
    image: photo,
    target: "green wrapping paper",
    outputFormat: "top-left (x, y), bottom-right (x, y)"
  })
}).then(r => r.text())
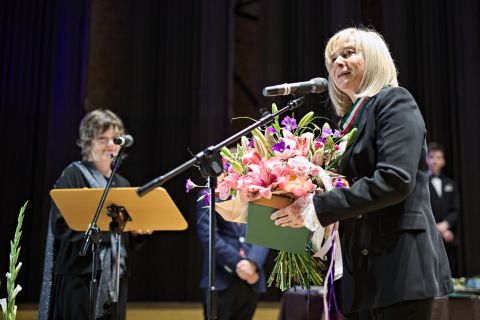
top-left (246, 202), bottom-right (310, 254)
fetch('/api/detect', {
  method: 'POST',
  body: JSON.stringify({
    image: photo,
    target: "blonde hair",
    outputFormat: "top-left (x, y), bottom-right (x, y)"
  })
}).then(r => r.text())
top-left (324, 27), bottom-right (398, 116)
top-left (77, 109), bottom-right (124, 160)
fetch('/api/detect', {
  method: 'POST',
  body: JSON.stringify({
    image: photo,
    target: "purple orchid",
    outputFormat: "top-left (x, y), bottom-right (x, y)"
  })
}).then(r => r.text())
top-left (185, 178), bottom-right (196, 193)
top-left (335, 179), bottom-right (345, 188)
top-left (273, 141), bottom-right (286, 152)
top-left (200, 189), bottom-right (211, 206)
top-left (223, 162), bottom-right (231, 170)
top-left (322, 127), bottom-right (333, 137)
top-left (317, 136), bottom-right (326, 144)
top-left (281, 116), bottom-right (298, 131)
top-left (267, 127), bottom-right (276, 134)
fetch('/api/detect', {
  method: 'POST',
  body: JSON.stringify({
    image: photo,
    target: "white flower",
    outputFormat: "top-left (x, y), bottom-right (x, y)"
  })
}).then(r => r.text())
top-left (0, 298), bottom-right (6, 313)
top-left (12, 284), bottom-right (22, 299)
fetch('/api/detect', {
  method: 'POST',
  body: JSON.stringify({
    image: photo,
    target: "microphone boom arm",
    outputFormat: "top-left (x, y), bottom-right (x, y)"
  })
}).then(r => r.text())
top-left (136, 96), bottom-right (305, 196)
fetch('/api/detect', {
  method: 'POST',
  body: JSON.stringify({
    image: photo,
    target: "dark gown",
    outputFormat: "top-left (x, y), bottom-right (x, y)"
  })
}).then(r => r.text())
top-left (47, 161), bottom-right (143, 320)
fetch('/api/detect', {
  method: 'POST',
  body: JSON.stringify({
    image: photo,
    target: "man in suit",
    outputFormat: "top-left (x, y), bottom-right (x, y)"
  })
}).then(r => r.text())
top-left (428, 142), bottom-right (460, 276)
top-left (196, 196), bottom-right (269, 320)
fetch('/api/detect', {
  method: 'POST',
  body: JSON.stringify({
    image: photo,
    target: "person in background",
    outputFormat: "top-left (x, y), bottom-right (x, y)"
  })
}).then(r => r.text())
top-left (427, 141), bottom-right (460, 277)
top-left (196, 194), bottom-right (269, 320)
top-left (40, 109), bottom-right (151, 320)
top-left (271, 27), bottom-right (453, 319)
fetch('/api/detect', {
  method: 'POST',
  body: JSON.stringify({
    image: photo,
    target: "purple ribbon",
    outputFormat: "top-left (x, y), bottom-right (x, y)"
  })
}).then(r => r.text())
top-left (325, 225), bottom-right (340, 320)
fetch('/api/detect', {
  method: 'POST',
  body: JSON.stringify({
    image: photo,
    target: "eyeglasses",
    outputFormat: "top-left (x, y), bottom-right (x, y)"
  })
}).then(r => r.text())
top-left (94, 136), bottom-right (120, 145)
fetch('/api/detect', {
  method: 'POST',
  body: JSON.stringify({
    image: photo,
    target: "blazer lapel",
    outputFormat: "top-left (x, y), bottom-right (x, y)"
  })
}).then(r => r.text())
top-left (339, 109), bottom-right (369, 174)
top-left (338, 96), bottom-right (377, 175)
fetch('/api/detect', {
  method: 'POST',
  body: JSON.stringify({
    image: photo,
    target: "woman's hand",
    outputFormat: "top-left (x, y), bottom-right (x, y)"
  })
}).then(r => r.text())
top-left (130, 229), bottom-right (154, 236)
top-left (270, 195), bottom-right (312, 228)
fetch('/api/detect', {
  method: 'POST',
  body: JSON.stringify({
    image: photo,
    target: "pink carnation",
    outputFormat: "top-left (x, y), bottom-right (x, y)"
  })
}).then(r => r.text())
top-left (216, 180), bottom-right (231, 200)
top-left (287, 156), bottom-right (312, 177)
top-left (280, 176), bottom-right (316, 197)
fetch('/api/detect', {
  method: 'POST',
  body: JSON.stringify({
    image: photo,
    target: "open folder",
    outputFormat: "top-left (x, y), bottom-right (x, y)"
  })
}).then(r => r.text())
top-left (50, 187), bottom-right (187, 231)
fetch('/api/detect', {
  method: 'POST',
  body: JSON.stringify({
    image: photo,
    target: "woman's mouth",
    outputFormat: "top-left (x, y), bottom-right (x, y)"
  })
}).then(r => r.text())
top-left (337, 71), bottom-right (350, 79)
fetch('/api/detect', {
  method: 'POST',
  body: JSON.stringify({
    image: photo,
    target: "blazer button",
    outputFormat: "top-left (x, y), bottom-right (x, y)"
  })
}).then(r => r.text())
top-left (361, 249), bottom-right (369, 256)
top-left (239, 236), bottom-right (245, 243)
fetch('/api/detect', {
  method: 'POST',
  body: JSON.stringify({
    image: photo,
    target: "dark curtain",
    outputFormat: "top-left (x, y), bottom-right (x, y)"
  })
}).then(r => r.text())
top-left (1, 0), bottom-right (480, 304)
top-left (0, 0), bottom-right (89, 301)
top-left (116, 0), bottom-right (235, 301)
top-left (447, 0), bottom-right (480, 276)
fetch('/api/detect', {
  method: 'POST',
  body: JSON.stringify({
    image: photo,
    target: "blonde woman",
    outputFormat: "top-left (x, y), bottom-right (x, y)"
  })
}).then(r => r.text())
top-left (272, 27), bottom-right (453, 319)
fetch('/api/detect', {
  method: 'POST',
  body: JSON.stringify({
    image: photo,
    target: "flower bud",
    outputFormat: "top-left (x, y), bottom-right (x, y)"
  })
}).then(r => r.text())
top-left (311, 148), bottom-right (324, 167)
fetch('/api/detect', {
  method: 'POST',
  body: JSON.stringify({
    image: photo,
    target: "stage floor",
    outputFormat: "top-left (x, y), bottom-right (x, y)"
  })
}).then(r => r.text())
top-left (15, 302), bottom-right (280, 320)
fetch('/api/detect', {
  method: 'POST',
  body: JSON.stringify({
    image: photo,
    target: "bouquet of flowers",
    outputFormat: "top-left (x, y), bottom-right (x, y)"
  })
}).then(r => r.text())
top-left (187, 104), bottom-right (356, 291)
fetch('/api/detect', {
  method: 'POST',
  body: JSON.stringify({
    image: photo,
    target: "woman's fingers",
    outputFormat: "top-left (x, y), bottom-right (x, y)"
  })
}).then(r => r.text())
top-left (273, 215), bottom-right (291, 226)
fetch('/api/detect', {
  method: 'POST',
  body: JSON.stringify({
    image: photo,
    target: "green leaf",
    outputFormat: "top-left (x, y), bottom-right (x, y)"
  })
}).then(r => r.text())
top-left (252, 134), bottom-right (268, 158)
top-left (296, 111), bottom-right (314, 131)
top-left (346, 127), bottom-right (358, 147)
top-left (271, 103), bottom-right (278, 114)
top-left (1, 201), bottom-right (27, 319)
top-left (220, 146), bottom-right (232, 158)
top-left (231, 161), bottom-right (244, 175)
top-left (271, 103), bottom-right (282, 132)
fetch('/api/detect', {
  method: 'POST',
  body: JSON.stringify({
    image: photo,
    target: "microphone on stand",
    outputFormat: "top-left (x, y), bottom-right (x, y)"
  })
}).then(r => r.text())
top-left (262, 77), bottom-right (328, 96)
top-left (113, 135), bottom-right (134, 148)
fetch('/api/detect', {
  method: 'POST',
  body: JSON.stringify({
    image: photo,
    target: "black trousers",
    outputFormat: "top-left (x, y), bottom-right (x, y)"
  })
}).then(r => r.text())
top-left (344, 298), bottom-right (434, 320)
top-left (202, 277), bottom-right (260, 320)
top-left (51, 273), bottom-right (127, 320)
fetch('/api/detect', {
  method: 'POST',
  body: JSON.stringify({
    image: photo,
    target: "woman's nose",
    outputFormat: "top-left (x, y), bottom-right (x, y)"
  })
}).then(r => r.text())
top-left (334, 56), bottom-right (345, 66)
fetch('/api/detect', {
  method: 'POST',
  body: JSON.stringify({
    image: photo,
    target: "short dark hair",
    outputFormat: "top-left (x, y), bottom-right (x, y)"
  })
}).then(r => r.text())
top-left (427, 142), bottom-right (445, 155)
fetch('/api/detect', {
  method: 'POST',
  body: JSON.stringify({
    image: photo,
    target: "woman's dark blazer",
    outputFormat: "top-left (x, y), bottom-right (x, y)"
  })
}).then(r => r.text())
top-left (313, 86), bottom-right (453, 313)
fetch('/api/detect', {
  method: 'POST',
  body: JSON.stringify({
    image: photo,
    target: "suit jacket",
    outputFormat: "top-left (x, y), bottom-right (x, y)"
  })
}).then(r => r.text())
top-left (429, 175), bottom-right (459, 230)
top-left (313, 87), bottom-right (453, 313)
top-left (196, 201), bottom-right (269, 293)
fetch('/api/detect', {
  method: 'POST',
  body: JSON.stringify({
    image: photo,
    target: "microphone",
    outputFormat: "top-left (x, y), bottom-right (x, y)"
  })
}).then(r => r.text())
top-left (113, 135), bottom-right (134, 147)
top-left (262, 77), bottom-right (328, 96)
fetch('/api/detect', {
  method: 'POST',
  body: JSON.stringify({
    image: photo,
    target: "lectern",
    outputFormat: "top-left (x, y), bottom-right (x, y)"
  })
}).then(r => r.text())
top-left (50, 186), bottom-right (187, 318)
top-left (50, 187), bottom-right (187, 232)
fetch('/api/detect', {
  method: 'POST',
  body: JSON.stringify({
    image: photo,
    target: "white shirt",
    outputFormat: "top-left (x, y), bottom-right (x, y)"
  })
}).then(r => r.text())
top-left (431, 176), bottom-right (442, 197)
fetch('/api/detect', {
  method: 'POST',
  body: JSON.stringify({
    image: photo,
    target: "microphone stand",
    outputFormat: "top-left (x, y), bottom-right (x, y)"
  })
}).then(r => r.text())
top-left (79, 147), bottom-right (127, 320)
top-left (136, 96), bottom-right (305, 320)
